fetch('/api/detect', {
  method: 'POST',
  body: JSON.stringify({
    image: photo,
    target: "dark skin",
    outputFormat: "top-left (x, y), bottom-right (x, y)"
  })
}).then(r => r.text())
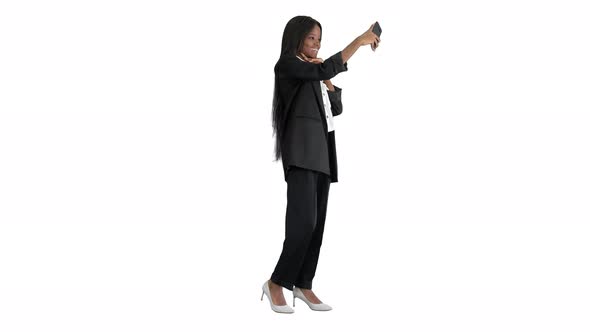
top-left (298, 23), bottom-right (380, 90)
top-left (268, 22), bottom-right (381, 307)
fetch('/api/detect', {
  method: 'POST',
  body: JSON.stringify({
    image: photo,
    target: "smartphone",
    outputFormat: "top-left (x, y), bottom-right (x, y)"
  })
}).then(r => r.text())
top-left (372, 21), bottom-right (382, 37)
top-left (371, 21), bottom-right (381, 50)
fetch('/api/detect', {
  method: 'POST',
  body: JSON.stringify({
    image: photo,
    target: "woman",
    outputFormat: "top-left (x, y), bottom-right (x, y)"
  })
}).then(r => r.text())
top-left (262, 16), bottom-right (380, 313)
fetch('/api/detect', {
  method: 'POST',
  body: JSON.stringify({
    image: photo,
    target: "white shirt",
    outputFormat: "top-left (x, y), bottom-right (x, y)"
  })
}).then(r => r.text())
top-left (320, 81), bottom-right (335, 132)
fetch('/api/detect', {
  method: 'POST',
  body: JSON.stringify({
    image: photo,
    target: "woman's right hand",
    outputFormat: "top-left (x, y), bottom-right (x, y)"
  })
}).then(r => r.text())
top-left (357, 23), bottom-right (381, 51)
top-left (341, 23), bottom-right (381, 63)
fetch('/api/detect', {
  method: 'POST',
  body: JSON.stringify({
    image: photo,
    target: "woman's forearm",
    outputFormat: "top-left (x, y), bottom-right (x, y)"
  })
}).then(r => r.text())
top-left (341, 37), bottom-right (362, 64)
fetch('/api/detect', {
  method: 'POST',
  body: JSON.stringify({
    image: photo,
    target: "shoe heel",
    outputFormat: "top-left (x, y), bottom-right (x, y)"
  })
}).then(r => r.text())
top-left (261, 290), bottom-right (264, 301)
top-left (292, 286), bottom-right (332, 311)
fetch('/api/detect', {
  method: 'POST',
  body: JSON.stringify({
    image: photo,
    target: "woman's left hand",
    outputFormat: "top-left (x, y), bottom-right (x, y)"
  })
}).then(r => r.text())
top-left (300, 53), bottom-right (324, 64)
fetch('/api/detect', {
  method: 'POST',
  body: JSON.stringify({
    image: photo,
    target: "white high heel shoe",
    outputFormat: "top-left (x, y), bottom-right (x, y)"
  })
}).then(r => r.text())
top-left (293, 287), bottom-right (332, 311)
top-left (261, 280), bottom-right (294, 314)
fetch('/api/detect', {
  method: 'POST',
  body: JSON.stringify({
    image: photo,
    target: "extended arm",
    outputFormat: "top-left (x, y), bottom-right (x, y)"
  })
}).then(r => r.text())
top-left (341, 37), bottom-right (363, 64)
top-left (342, 23), bottom-right (381, 63)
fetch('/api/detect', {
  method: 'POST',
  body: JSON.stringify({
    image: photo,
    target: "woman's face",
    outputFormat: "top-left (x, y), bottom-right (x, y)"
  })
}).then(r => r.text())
top-left (299, 24), bottom-right (321, 58)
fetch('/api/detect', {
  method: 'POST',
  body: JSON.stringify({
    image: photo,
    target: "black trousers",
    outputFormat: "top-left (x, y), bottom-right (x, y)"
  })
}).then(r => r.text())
top-left (271, 166), bottom-right (331, 290)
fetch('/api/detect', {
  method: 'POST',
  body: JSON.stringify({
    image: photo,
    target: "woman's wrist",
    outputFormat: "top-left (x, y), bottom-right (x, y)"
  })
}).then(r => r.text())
top-left (323, 79), bottom-right (335, 91)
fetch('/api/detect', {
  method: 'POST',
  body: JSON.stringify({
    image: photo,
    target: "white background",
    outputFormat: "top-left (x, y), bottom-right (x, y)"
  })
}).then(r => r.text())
top-left (1, 0), bottom-right (589, 331)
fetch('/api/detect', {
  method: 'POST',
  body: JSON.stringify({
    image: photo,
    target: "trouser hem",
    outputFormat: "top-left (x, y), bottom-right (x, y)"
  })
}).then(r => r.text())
top-left (270, 276), bottom-right (294, 291)
top-left (294, 281), bottom-right (313, 289)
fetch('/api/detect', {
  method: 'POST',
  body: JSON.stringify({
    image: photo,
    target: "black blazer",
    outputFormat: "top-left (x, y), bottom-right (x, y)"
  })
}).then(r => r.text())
top-left (274, 51), bottom-right (348, 183)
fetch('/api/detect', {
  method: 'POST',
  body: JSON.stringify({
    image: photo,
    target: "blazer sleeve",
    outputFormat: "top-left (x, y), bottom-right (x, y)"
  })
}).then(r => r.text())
top-left (276, 51), bottom-right (348, 81)
top-left (327, 85), bottom-right (343, 116)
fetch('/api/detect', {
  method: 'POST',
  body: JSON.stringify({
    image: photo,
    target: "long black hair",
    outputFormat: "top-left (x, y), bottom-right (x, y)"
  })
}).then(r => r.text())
top-left (271, 16), bottom-right (322, 162)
